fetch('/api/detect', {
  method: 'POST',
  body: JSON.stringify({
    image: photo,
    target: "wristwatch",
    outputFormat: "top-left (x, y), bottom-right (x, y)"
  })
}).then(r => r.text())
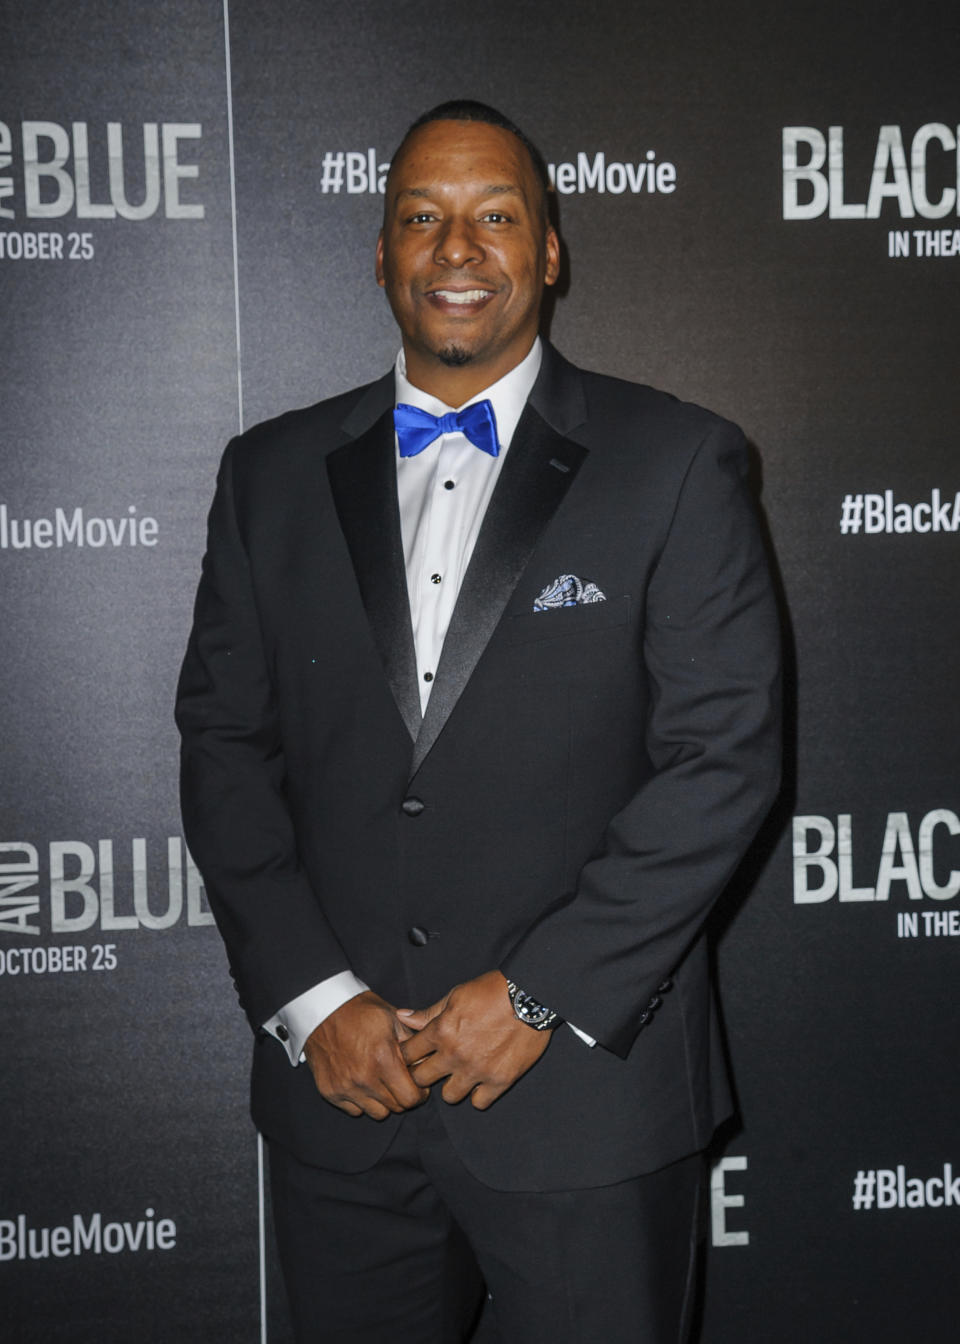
top-left (505, 980), bottom-right (563, 1031)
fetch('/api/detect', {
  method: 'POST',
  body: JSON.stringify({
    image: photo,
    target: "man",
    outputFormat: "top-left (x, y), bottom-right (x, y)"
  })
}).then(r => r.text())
top-left (176, 100), bottom-right (781, 1342)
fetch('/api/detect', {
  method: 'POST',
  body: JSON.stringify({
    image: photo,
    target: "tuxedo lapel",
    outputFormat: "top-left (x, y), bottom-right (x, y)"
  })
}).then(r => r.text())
top-left (325, 347), bottom-right (590, 771)
top-left (409, 401), bottom-right (588, 778)
top-left (326, 405), bottom-right (421, 743)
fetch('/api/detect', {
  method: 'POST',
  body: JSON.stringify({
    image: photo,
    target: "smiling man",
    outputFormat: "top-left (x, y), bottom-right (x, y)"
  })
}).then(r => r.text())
top-left (375, 114), bottom-right (559, 395)
top-left (177, 100), bottom-right (781, 1343)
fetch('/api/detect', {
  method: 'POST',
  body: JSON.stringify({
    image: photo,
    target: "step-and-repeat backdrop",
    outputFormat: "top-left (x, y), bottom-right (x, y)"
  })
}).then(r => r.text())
top-left (3, 2), bottom-right (957, 1340)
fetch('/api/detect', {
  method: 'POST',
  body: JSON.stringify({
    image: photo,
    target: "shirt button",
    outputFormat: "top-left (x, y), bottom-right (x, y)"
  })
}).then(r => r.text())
top-left (423, 671), bottom-right (433, 682)
top-left (401, 797), bottom-right (425, 816)
top-left (408, 926), bottom-right (430, 947)
top-left (443, 479), bottom-right (455, 490)
top-left (430, 573), bottom-right (442, 584)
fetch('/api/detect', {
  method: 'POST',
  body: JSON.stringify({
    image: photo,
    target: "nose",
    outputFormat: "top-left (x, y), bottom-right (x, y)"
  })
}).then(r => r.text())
top-left (433, 214), bottom-right (484, 268)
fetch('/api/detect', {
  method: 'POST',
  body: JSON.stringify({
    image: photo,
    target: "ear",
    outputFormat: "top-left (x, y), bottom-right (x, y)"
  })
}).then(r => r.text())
top-left (544, 225), bottom-right (560, 287)
top-left (375, 230), bottom-right (385, 288)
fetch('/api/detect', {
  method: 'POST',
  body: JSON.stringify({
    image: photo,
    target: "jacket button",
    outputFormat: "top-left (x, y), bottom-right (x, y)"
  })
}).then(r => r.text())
top-left (401, 797), bottom-right (425, 816)
top-left (408, 926), bottom-right (430, 947)
top-left (275, 1024), bottom-right (289, 1042)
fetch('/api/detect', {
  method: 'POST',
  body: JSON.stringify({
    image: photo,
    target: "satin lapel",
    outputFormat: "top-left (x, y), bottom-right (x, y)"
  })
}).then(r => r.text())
top-left (326, 408), bottom-right (421, 743)
top-left (409, 403), bottom-right (588, 778)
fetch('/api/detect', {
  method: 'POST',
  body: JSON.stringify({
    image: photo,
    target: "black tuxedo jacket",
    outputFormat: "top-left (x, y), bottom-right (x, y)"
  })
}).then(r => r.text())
top-left (176, 342), bottom-right (781, 1192)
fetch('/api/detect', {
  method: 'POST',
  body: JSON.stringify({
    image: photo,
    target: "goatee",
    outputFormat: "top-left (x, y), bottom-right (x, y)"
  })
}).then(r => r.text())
top-left (438, 344), bottom-right (472, 367)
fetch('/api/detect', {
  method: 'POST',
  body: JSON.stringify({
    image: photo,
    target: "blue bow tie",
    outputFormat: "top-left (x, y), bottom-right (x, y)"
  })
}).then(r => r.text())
top-left (394, 400), bottom-right (500, 459)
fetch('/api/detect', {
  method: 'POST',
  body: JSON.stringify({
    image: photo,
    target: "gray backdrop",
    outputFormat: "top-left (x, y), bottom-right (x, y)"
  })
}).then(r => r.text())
top-left (2, 1), bottom-right (958, 1339)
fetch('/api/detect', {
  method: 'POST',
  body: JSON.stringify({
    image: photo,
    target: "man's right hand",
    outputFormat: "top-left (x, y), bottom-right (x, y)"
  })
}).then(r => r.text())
top-left (302, 990), bottom-right (429, 1120)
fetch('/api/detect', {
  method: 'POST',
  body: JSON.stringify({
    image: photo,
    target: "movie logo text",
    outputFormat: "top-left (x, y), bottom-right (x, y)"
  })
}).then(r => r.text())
top-left (0, 837), bottom-right (213, 937)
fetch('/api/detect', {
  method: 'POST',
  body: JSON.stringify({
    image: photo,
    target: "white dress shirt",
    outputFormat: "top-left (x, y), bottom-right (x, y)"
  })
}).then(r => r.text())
top-left (395, 338), bottom-right (539, 713)
top-left (265, 338), bottom-right (593, 1061)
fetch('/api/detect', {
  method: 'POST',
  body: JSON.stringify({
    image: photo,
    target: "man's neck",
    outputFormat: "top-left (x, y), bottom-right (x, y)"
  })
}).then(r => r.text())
top-left (400, 339), bottom-right (538, 408)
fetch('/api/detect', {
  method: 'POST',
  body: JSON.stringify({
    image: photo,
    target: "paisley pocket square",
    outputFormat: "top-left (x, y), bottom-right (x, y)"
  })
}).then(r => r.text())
top-left (533, 573), bottom-right (607, 612)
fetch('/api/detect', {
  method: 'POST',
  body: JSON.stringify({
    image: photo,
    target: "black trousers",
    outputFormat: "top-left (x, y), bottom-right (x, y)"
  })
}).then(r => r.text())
top-left (269, 1097), bottom-right (703, 1344)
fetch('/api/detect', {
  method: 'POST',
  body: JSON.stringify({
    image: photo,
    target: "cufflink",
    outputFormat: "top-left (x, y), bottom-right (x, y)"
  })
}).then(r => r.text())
top-left (275, 1024), bottom-right (289, 1042)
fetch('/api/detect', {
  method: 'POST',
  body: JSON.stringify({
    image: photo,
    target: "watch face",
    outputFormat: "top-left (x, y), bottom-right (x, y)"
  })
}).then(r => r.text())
top-left (513, 991), bottom-right (551, 1026)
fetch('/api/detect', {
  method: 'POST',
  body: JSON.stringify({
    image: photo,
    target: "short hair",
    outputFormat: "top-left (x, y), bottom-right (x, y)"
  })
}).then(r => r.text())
top-left (390, 99), bottom-right (551, 220)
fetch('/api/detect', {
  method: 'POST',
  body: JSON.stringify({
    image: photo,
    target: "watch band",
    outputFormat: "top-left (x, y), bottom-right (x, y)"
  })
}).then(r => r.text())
top-left (505, 980), bottom-right (563, 1031)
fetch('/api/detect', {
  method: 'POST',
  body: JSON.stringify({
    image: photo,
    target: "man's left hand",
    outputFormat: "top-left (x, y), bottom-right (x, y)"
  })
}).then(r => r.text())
top-left (397, 969), bottom-right (551, 1109)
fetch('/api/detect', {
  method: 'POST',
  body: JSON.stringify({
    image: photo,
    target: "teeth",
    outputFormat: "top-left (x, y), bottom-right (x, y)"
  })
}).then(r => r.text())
top-left (433, 289), bottom-right (490, 304)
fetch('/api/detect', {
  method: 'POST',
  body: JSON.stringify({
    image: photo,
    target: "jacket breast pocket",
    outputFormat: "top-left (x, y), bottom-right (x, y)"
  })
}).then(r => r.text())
top-left (503, 593), bottom-right (631, 646)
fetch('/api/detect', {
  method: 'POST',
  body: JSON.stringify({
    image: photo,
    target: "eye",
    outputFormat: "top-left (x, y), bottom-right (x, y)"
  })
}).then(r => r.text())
top-left (481, 211), bottom-right (511, 224)
top-left (406, 211), bottom-right (437, 225)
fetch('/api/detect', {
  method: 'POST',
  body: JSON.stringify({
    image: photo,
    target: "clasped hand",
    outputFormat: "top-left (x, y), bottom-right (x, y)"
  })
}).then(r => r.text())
top-left (303, 971), bottom-right (550, 1119)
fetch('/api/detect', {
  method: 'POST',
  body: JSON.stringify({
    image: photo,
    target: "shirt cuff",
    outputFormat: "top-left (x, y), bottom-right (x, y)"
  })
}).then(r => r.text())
top-left (263, 970), bottom-right (370, 1066)
top-left (568, 1022), bottom-right (596, 1048)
